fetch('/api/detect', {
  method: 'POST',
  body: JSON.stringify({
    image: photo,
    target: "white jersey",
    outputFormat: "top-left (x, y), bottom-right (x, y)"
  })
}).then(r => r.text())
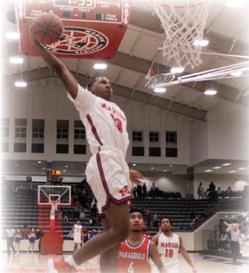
top-left (157, 232), bottom-right (180, 273)
top-left (68, 84), bottom-right (129, 156)
top-left (73, 224), bottom-right (82, 243)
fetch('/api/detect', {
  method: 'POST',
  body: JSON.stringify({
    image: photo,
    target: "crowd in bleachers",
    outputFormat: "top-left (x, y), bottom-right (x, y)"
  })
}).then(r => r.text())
top-left (132, 183), bottom-right (182, 200)
top-left (198, 181), bottom-right (246, 201)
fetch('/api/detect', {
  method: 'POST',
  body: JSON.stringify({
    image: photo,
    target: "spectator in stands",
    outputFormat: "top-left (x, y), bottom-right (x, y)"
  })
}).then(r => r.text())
top-left (206, 181), bottom-right (217, 200)
top-left (144, 208), bottom-right (152, 228)
top-left (225, 186), bottom-right (233, 198)
top-left (27, 227), bottom-right (36, 253)
top-left (209, 181), bottom-right (216, 191)
top-left (132, 186), bottom-right (137, 199)
top-left (62, 209), bottom-right (69, 223)
top-left (219, 232), bottom-right (228, 251)
top-left (14, 228), bottom-right (22, 253)
top-left (197, 183), bottom-right (205, 199)
top-left (137, 184), bottom-right (142, 199)
top-left (152, 213), bottom-right (159, 228)
top-left (21, 225), bottom-right (29, 239)
top-left (57, 210), bottom-right (63, 222)
top-left (35, 228), bottom-right (44, 252)
top-left (5, 224), bottom-right (16, 255)
top-left (142, 183), bottom-right (147, 199)
top-left (217, 187), bottom-right (224, 198)
top-left (226, 223), bottom-right (241, 263)
top-left (82, 227), bottom-right (89, 244)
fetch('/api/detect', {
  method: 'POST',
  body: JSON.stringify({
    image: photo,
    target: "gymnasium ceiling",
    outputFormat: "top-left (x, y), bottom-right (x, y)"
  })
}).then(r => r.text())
top-left (1, 0), bottom-right (249, 176)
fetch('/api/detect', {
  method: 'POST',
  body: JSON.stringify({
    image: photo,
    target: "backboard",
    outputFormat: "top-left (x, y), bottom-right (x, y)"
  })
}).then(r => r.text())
top-left (38, 185), bottom-right (71, 206)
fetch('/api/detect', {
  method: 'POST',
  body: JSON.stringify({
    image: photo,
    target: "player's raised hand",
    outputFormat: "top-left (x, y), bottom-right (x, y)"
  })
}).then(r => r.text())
top-left (129, 169), bottom-right (145, 185)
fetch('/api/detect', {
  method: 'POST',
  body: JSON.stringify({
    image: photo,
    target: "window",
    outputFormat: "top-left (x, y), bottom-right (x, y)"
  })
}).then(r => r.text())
top-left (33, 127), bottom-right (44, 138)
top-left (133, 131), bottom-right (143, 142)
top-left (57, 120), bottom-right (69, 139)
top-left (166, 131), bottom-right (177, 144)
top-left (56, 144), bottom-right (69, 154)
top-left (32, 119), bottom-right (44, 138)
top-left (149, 147), bottom-right (161, 157)
top-left (57, 128), bottom-right (68, 139)
top-left (132, 147), bottom-right (144, 156)
top-left (166, 148), bottom-right (178, 157)
top-left (32, 143), bottom-right (44, 153)
top-left (74, 129), bottom-right (85, 139)
top-left (14, 143), bottom-right (26, 153)
top-left (149, 132), bottom-right (159, 142)
top-left (74, 145), bottom-right (86, 154)
top-left (15, 119), bottom-right (27, 139)
top-left (15, 127), bottom-right (26, 138)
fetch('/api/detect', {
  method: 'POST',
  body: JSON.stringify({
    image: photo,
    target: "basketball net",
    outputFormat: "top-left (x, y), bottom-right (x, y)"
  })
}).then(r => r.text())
top-left (150, 0), bottom-right (212, 69)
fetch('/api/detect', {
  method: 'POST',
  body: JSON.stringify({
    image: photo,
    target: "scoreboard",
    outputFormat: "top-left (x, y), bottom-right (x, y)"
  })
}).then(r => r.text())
top-left (16, 0), bottom-right (131, 59)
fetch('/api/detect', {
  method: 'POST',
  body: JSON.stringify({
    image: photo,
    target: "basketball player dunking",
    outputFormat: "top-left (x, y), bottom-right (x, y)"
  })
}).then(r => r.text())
top-left (117, 208), bottom-right (167, 273)
top-left (152, 217), bottom-right (197, 273)
top-left (30, 31), bottom-right (145, 273)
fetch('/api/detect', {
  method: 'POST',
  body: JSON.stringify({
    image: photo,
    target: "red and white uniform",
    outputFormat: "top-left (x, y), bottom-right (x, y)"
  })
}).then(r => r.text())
top-left (73, 224), bottom-right (82, 244)
top-left (117, 236), bottom-right (151, 273)
top-left (68, 85), bottom-right (131, 214)
top-left (157, 232), bottom-right (180, 273)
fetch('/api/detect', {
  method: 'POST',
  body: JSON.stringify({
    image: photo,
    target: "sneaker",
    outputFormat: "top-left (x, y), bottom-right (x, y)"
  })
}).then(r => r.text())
top-left (47, 258), bottom-right (76, 273)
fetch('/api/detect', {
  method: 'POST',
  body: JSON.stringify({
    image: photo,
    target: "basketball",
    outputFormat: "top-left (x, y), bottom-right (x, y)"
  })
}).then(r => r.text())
top-left (30, 12), bottom-right (63, 45)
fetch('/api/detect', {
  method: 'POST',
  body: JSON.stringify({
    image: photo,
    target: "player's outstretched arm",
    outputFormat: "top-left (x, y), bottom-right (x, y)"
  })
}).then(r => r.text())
top-left (30, 32), bottom-right (78, 99)
top-left (179, 236), bottom-right (197, 273)
top-left (149, 241), bottom-right (167, 273)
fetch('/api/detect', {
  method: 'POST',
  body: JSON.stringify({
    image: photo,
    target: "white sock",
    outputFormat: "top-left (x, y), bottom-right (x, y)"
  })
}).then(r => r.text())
top-left (65, 256), bottom-right (79, 270)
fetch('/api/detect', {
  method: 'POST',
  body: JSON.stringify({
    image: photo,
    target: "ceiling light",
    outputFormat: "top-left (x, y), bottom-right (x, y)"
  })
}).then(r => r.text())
top-left (230, 71), bottom-right (243, 77)
top-left (6, 32), bottom-right (20, 40)
top-left (93, 63), bottom-right (107, 70)
top-left (163, 170), bottom-right (167, 172)
top-left (193, 40), bottom-right (209, 47)
top-left (205, 169), bottom-right (213, 173)
top-left (37, 161), bottom-right (42, 164)
top-left (228, 170), bottom-right (237, 173)
top-left (170, 67), bottom-right (184, 74)
top-left (204, 89), bottom-right (217, 95)
top-left (132, 163), bottom-right (136, 166)
top-left (15, 81), bottom-right (27, 87)
top-left (238, 167), bottom-right (246, 171)
top-left (9, 57), bottom-right (24, 64)
top-left (213, 166), bottom-right (221, 169)
top-left (154, 87), bottom-right (166, 93)
top-left (222, 163), bottom-right (232, 166)
top-left (169, 165), bottom-right (173, 167)
top-left (150, 167), bottom-right (154, 170)
top-left (225, 0), bottom-right (245, 8)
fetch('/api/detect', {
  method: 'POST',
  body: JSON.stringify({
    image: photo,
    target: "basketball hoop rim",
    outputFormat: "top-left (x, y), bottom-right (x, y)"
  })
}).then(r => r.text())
top-left (160, 0), bottom-right (209, 9)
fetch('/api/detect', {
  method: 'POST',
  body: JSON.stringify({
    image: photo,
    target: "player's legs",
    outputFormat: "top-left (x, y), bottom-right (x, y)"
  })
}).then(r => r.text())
top-left (99, 216), bottom-right (120, 273)
top-left (72, 201), bottom-right (129, 267)
top-left (48, 202), bottom-right (129, 273)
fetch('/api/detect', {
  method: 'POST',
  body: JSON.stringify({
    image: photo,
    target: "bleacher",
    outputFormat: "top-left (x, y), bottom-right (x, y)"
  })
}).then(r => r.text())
top-left (1, 182), bottom-right (248, 240)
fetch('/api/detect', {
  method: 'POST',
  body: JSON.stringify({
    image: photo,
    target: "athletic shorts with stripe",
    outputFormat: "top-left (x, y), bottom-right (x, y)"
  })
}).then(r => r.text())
top-left (86, 146), bottom-right (131, 215)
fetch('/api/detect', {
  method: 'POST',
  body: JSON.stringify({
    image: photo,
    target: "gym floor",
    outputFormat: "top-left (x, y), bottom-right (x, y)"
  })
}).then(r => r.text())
top-left (1, 252), bottom-right (249, 273)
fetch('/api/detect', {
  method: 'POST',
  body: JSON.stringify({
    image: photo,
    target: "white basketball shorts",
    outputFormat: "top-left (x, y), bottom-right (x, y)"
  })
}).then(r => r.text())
top-left (86, 146), bottom-right (131, 215)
